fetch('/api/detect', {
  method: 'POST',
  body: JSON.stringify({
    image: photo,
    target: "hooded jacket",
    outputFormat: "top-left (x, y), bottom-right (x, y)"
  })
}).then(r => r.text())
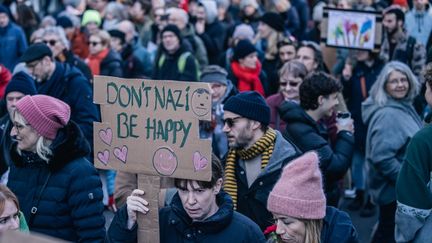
top-left (362, 97), bottom-right (422, 205)
top-left (108, 191), bottom-right (266, 242)
top-left (0, 22), bottom-right (28, 71)
top-left (7, 121), bottom-right (105, 242)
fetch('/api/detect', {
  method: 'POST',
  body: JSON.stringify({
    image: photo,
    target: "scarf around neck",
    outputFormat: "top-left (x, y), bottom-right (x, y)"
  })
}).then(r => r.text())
top-left (224, 128), bottom-right (276, 209)
top-left (231, 60), bottom-right (265, 96)
top-left (86, 48), bottom-right (109, 75)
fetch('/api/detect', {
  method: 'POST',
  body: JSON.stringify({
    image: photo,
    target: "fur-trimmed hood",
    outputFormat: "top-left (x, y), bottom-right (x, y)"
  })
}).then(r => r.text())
top-left (10, 120), bottom-right (90, 171)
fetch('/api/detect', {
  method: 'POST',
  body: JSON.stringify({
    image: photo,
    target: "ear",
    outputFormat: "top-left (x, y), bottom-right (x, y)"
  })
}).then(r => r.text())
top-left (250, 120), bottom-right (261, 130)
top-left (318, 95), bottom-right (325, 106)
top-left (213, 178), bottom-right (223, 195)
top-left (397, 20), bottom-right (404, 28)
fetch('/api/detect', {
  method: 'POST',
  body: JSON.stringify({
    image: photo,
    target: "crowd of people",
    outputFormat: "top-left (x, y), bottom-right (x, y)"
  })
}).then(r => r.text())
top-left (0, 0), bottom-right (431, 242)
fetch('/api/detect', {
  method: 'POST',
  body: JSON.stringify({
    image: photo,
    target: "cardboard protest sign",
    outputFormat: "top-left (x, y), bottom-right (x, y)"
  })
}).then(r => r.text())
top-left (0, 231), bottom-right (69, 243)
top-left (321, 7), bottom-right (382, 51)
top-left (93, 76), bottom-right (212, 181)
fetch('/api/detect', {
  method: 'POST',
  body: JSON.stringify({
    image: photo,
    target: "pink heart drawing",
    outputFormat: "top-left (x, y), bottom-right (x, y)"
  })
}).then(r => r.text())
top-left (97, 150), bottom-right (110, 165)
top-left (114, 146), bottom-right (128, 163)
top-left (193, 151), bottom-right (208, 171)
top-left (99, 128), bottom-right (113, 146)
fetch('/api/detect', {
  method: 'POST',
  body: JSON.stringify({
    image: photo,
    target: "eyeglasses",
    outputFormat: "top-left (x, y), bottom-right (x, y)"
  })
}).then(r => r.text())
top-left (387, 78), bottom-right (409, 85)
top-left (89, 41), bottom-right (101, 46)
top-left (223, 117), bottom-right (243, 128)
top-left (280, 80), bottom-right (301, 87)
top-left (43, 39), bottom-right (57, 46)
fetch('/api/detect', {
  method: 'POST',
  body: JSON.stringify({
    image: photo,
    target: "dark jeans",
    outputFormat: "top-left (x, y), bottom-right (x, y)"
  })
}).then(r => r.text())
top-left (371, 201), bottom-right (396, 243)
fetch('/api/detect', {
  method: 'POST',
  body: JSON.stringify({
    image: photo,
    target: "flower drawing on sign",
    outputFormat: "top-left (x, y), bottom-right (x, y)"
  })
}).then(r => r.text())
top-left (153, 147), bottom-right (178, 176)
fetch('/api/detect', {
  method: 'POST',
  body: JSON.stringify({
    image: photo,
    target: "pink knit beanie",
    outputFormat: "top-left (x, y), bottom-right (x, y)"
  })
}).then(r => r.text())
top-left (15, 95), bottom-right (71, 140)
top-left (267, 152), bottom-right (326, 219)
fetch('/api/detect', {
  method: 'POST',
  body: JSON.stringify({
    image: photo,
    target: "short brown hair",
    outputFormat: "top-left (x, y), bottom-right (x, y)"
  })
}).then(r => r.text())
top-left (175, 154), bottom-right (223, 189)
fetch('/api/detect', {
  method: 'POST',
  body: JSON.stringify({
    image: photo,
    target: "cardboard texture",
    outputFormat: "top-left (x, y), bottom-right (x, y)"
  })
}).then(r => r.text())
top-left (321, 7), bottom-right (382, 51)
top-left (137, 174), bottom-right (160, 243)
top-left (93, 76), bottom-right (212, 182)
top-left (0, 231), bottom-right (69, 243)
top-left (94, 76), bottom-right (214, 243)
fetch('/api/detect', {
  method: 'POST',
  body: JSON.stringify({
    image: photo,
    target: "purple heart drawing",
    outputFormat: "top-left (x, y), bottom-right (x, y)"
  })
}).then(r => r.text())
top-left (97, 150), bottom-right (110, 165)
top-left (99, 128), bottom-right (113, 146)
top-left (193, 151), bottom-right (208, 171)
top-left (114, 146), bottom-right (128, 163)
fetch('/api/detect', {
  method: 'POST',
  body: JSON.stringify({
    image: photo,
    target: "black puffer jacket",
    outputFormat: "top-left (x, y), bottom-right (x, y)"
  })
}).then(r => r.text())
top-left (100, 49), bottom-right (123, 78)
top-left (108, 191), bottom-right (266, 243)
top-left (7, 121), bottom-right (105, 242)
top-left (279, 101), bottom-right (354, 203)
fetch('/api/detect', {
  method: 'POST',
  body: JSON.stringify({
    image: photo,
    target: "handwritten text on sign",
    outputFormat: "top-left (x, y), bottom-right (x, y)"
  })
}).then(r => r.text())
top-left (93, 76), bottom-right (212, 181)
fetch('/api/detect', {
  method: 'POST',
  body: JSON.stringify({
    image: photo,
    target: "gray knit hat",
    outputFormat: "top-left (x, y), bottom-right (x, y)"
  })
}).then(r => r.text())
top-left (200, 65), bottom-right (228, 85)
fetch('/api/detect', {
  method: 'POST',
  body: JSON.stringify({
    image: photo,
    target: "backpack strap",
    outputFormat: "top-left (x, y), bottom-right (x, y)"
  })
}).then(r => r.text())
top-left (178, 52), bottom-right (200, 80)
top-left (158, 53), bottom-right (166, 69)
top-left (406, 36), bottom-right (416, 66)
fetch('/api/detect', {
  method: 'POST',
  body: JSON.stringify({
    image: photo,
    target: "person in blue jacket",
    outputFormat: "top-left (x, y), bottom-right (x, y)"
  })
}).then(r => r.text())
top-left (267, 152), bottom-right (359, 243)
top-left (7, 95), bottom-right (105, 242)
top-left (108, 155), bottom-right (266, 243)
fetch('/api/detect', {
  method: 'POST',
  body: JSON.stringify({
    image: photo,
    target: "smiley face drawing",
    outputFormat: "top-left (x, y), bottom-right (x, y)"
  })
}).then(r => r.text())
top-left (153, 147), bottom-right (178, 176)
top-left (191, 88), bottom-right (211, 117)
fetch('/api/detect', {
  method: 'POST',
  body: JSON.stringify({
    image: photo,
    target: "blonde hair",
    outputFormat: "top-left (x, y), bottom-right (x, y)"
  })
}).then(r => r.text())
top-left (266, 31), bottom-right (285, 60)
top-left (90, 30), bottom-right (111, 47)
top-left (303, 219), bottom-right (323, 243)
top-left (13, 111), bottom-right (53, 162)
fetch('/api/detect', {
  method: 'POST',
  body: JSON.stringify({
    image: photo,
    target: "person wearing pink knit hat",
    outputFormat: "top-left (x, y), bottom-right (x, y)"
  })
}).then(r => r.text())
top-left (7, 94), bottom-right (106, 241)
top-left (266, 152), bottom-right (359, 243)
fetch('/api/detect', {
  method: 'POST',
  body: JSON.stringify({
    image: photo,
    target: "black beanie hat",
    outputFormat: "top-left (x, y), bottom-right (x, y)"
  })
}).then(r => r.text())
top-left (161, 24), bottom-right (182, 43)
top-left (56, 16), bottom-right (74, 29)
top-left (4, 72), bottom-right (37, 97)
top-left (108, 29), bottom-right (126, 44)
top-left (0, 5), bottom-right (8, 15)
top-left (233, 39), bottom-right (256, 61)
top-left (260, 12), bottom-right (285, 32)
top-left (223, 91), bottom-right (270, 125)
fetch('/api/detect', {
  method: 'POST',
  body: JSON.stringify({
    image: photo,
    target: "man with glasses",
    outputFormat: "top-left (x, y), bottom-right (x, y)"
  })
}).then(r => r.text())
top-left (280, 72), bottom-right (355, 207)
top-left (222, 91), bottom-right (299, 230)
top-left (0, 72), bottom-right (37, 184)
top-left (19, 43), bottom-right (99, 163)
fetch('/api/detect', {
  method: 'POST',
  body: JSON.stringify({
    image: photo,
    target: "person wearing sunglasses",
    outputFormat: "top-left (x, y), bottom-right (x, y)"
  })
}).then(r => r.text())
top-left (280, 71), bottom-right (354, 207)
top-left (222, 91), bottom-right (300, 231)
top-left (266, 60), bottom-right (307, 132)
top-left (86, 29), bottom-right (123, 78)
top-left (41, 26), bottom-right (92, 82)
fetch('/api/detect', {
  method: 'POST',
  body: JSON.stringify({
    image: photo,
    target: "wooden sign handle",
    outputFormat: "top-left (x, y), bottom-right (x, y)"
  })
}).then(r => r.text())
top-left (137, 174), bottom-right (161, 243)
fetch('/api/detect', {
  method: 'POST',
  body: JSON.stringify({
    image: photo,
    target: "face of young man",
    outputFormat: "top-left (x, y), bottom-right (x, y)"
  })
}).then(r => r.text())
top-left (296, 47), bottom-right (317, 72)
top-left (383, 13), bottom-right (400, 37)
top-left (318, 92), bottom-right (339, 118)
top-left (222, 111), bottom-right (256, 149)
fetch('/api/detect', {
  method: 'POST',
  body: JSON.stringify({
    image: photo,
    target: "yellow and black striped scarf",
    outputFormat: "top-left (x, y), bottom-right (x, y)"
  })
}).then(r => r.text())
top-left (224, 128), bottom-right (276, 209)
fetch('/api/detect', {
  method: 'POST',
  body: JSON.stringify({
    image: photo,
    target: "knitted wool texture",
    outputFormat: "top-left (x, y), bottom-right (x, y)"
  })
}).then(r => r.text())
top-left (224, 127), bottom-right (276, 209)
top-left (267, 152), bottom-right (326, 219)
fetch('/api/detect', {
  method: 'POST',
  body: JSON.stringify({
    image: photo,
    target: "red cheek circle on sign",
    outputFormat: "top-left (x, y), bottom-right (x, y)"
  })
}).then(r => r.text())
top-left (153, 147), bottom-right (178, 176)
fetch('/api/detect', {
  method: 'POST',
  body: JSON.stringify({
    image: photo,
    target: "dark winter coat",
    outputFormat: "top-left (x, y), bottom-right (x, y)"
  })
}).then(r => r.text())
top-left (279, 101), bottom-right (354, 201)
top-left (100, 49), bottom-right (123, 78)
top-left (223, 131), bottom-right (300, 230)
top-left (60, 50), bottom-right (93, 82)
top-left (152, 43), bottom-right (199, 82)
top-left (320, 206), bottom-right (359, 243)
top-left (7, 121), bottom-right (105, 242)
top-left (198, 20), bottom-right (226, 65)
top-left (0, 22), bottom-right (28, 71)
top-left (35, 62), bottom-right (100, 162)
top-left (0, 115), bottom-right (12, 176)
top-left (341, 59), bottom-right (384, 149)
top-left (121, 44), bottom-right (147, 79)
top-left (107, 191), bottom-right (266, 243)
